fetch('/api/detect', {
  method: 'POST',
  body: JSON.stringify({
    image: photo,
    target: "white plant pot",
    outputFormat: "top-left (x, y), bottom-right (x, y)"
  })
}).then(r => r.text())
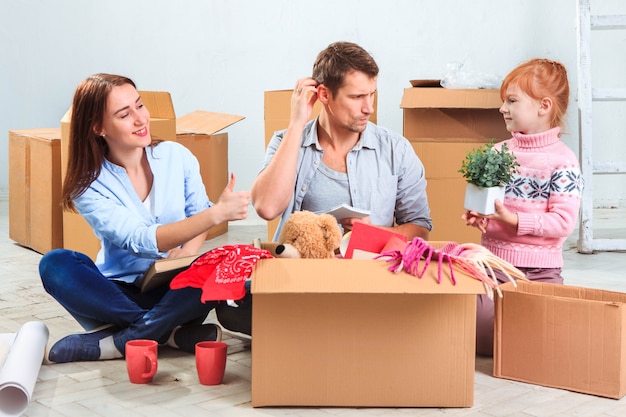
top-left (463, 183), bottom-right (505, 215)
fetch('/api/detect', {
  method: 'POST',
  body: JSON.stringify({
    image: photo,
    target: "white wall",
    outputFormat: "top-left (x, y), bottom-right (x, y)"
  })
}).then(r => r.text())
top-left (1, 0), bottom-right (625, 216)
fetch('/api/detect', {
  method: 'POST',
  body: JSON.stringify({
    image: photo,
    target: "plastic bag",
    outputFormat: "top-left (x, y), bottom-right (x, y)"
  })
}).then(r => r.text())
top-left (440, 62), bottom-right (502, 89)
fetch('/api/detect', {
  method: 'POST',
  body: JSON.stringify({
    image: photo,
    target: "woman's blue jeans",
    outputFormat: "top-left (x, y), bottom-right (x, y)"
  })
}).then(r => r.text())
top-left (39, 248), bottom-right (217, 354)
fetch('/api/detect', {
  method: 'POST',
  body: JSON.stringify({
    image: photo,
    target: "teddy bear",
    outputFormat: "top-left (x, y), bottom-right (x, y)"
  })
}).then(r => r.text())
top-left (275, 210), bottom-right (343, 259)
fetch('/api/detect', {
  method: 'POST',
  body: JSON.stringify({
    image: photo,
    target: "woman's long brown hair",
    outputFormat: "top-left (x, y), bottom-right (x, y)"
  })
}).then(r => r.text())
top-left (61, 74), bottom-right (136, 212)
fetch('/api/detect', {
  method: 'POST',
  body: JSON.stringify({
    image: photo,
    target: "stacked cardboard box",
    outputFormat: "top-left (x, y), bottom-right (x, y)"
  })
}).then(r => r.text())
top-left (494, 280), bottom-right (626, 399)
top-left (60, 91), bottom-right (243, 260)
top-left (176, 110), bottom-right (244, 239)
top-left (401, 80), bottom-right (509, 244)
top-left (8, 128), bottom-right (63, 254)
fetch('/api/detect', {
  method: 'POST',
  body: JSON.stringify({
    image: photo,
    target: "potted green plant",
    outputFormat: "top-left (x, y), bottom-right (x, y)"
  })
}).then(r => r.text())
top-left (458, 140), bottom-right (519, 215)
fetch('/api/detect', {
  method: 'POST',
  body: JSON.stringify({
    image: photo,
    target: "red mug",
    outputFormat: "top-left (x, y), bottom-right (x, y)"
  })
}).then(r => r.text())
top-left (195, 341), bottom-right (227, 385)
top-left (125, 339), bottom-right (158, 384)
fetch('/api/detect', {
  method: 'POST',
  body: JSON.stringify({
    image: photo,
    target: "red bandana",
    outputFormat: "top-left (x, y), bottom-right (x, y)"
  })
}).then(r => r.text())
top-left (170, 244), bottom-right (273, 303)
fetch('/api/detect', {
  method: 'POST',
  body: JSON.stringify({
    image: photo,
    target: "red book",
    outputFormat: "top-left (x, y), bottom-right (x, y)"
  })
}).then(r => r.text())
top-left (344, 222), bottom-right (408, 259)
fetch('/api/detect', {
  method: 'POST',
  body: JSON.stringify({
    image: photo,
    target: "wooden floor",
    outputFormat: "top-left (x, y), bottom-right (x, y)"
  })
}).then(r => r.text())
top-left (1, 196), bottom-right (626, 416)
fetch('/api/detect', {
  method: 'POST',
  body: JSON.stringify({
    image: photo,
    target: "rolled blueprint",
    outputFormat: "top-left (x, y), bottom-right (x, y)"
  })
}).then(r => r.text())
top-left (0, 321), bottom-right (49, 417)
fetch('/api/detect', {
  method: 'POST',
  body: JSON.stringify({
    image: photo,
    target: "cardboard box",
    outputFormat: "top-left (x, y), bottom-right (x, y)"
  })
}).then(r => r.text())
top-left (263, 90), bottom-right (377, 240)
top-left (60, 107), bottom-right (105, 260)
top-left (251, 257), bottom-right (484, 407)
top-left (139, 91), bottom-right (177, 140)
top-left (8, 128), bottom-right (63, 254)
top-left (494, 281), bottom-right (626, 399)
top-left (176, 110), bottom-right (244, 240)
top-left (400, 81), bottom-right (508, 143)
top-left (411, 142), bottom-right (482, 244)
top-left (401, 81), bottom-right (509, 243)
top-left (60, 92), bottom-right (242, 260)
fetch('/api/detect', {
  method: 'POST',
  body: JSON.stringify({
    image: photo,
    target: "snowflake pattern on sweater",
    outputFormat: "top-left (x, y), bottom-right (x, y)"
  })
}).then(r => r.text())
top-left (507, 165), bottom-right (583, 200)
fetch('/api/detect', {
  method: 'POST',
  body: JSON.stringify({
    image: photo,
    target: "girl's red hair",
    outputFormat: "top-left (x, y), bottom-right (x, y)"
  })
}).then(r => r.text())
top-left (500, 58), bottom-right (570, 132)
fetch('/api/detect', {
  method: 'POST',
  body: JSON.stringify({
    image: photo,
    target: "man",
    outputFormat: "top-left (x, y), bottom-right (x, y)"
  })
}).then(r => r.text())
top-left (252, 41), bottom-right (432, 240)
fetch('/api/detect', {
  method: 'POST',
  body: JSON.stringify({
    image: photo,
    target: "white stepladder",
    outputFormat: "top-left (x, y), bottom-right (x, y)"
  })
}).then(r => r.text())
top-left (576, 0), bottom-right (626, 253)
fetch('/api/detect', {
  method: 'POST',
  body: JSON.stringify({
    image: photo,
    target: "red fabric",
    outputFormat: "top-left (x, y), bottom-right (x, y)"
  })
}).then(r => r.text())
top-left (344, 222), bottom-right (407, 258)
top-left (170, 244), bottom-right (273, 303)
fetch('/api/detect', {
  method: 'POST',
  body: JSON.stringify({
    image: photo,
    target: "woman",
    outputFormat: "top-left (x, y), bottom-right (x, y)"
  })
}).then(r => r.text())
top-left (40, 73), bottom-right (250, 363)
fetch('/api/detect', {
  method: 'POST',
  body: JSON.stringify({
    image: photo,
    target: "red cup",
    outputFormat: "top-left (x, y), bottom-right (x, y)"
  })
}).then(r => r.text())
top-left (125, 339), bottom-right (158, 384)
top-left (195, 341), bottom-right (227, 385)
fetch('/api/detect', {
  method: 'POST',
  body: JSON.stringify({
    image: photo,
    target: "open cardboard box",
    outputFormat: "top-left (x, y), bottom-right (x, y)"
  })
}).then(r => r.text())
top-left (8, 128), bottom-right (63, 254)
top-left (494, 280), bottom-right (626, 399)
top-left (176, 110), bottom-right (244, 240)
top-left (60, 92), bottom-right (243, 260)
top-left (250, 247), bottom-right (485, 407)
top-left (401, 80), bottom-right (509, 244)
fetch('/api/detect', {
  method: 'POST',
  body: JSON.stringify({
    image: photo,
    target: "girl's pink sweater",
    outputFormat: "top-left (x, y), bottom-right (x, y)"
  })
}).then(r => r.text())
top-left (482, 128), bottom-right (582, 268)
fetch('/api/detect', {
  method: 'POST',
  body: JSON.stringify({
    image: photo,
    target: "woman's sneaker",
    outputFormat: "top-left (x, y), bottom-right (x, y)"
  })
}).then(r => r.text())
top-left (48, 325), bottom-right (120, 363)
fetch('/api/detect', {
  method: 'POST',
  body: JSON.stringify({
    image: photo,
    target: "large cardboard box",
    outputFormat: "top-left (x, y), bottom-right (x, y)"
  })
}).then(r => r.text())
top-left (251, 257), bottom-right (484, 407)
top-left (494, 281), bottom-right (626, 399)
top-left (60, 92), bottom-right (242, 260)
top-left (263, 90), bottom-right (377, 240)
top-left (401, 81), bottom-right (509, 244)
top-left (176, 110), bottom-right (244, 240)
top-left (8, 128), bottom-right (63, 254)
top-left (139, 91), bottom-right (177, 140)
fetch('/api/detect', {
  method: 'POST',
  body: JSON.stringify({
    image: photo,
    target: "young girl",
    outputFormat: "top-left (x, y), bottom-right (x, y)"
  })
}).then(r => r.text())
top-left (39, 74), bottom-right (251, 363)
top-left (462, 59), bottom-right (583, 356)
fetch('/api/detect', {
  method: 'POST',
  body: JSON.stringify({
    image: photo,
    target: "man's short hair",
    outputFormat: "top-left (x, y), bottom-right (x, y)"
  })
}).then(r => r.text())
top-left (312, 41), bottom-right (379, 95)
